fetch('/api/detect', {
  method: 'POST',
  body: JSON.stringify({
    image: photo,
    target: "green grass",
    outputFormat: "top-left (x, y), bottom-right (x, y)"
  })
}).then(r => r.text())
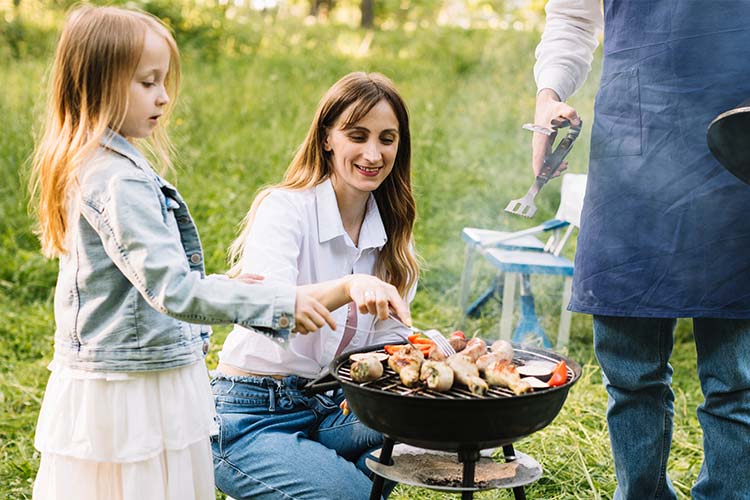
top-left (0, 16), bottom-right (707, 500)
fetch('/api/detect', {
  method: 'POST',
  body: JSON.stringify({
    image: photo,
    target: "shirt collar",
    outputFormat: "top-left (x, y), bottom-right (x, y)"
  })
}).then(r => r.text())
top-left (315, 178), bottom-right (387, 250)
top-left (99, 129), bottom-right (175, 191)
top-left (100, 129), bottom-right (149, 168)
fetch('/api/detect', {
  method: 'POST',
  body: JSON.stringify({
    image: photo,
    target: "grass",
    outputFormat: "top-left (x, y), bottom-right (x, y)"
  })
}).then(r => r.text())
top-left (0, 14), bottom-right (707, 500)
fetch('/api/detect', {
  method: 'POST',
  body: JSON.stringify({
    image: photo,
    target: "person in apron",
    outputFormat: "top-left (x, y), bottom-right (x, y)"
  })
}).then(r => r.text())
top-left (532, 1), bottom-right (750, 498)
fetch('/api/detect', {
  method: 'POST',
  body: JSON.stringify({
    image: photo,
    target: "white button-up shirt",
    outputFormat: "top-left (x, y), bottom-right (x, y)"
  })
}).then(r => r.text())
top-left (219, 179), bottom-right (412, 379)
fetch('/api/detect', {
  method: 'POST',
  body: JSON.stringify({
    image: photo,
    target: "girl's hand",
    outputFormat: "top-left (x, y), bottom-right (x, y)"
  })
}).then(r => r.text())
top-left (532, 88), bottom-right (580, 177)
top-left (347, 275), bottom-right (411, 326)
top-left (235, 273), bottom-right (265, 285)
top-left (294, 289), bottom-right (337, 334)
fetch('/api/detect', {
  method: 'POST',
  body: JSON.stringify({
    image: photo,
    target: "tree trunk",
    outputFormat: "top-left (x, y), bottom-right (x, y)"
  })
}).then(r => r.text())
top-left (361, 0), bottom-right (374, 29)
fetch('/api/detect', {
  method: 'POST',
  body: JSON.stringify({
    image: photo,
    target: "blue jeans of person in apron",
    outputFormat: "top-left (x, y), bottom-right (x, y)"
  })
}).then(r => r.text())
top-left (575, 1), bottom-right (750, 498)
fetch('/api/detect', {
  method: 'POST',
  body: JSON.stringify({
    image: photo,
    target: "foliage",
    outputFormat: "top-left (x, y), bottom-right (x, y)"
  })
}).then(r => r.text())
top-left (0, 8), bottom-right (708, 500)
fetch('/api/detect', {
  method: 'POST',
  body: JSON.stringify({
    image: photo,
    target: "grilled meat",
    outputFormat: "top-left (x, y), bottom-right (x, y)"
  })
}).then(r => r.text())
top-left (447, 354), bottom-right (488, 396)
top-left (476, 340), bottom-right (515, 372)
top-left (490, 340), bottom-right (514, 363)
top-left (388, 344), bottom-right (424, 387)
top-left (475, 353), bottom-right (498, 373)
top-left (461, 338), bottom-right (487, 362)
top-left (350, 354), bottom-right (384, 383)
top-left (420, 360), bottom-right (454, 391)
top-left (481, 359), bottom-right (531, 395)
top-left (448, 336), bottom-right (467, 353)
top-left (428, 344), bottom-right (447, 361)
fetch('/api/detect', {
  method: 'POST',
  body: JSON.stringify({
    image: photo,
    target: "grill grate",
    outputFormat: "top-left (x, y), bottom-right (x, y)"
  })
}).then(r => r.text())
top-left (338, 347), bottom-right (573, 400)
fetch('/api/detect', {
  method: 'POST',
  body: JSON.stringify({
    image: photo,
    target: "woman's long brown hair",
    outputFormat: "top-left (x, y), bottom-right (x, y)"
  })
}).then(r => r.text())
top-left (29, 5), bottom-right (180, 257)
top-left (229, 72), bottom-right (419, 296)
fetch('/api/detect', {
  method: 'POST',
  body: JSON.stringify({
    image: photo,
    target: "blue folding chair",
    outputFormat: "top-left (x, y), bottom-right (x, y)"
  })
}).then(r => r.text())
top-left (459, 174), bottom-right (587, 349)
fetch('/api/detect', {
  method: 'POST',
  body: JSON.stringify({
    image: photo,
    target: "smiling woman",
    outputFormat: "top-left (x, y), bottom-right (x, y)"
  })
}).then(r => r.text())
top-left (326, 99), bottom-right (400, 243)
top-left (212, 72), bottom-right (420, 500)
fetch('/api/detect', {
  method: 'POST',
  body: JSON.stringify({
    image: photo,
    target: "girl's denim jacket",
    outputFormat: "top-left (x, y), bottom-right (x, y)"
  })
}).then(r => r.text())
top-left (53, 130), bottom-right (295, 372)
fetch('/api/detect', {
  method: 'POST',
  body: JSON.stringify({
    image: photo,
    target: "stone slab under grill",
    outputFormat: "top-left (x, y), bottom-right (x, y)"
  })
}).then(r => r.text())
top-left (367, 447), bottom-right (542, 492)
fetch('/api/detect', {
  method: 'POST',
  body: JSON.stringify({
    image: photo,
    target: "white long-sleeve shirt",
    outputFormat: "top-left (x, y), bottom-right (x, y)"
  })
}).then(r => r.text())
top-left (219, 179), bottom-right (411, 379)
top-left (534, 0), bottom-right (603, 101)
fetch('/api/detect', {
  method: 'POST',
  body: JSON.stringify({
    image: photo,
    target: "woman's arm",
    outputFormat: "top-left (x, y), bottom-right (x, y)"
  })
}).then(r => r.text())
top-left (237, 191), bottom-right (409, 332)
top-left (299, 274), bottom-right (411, 326)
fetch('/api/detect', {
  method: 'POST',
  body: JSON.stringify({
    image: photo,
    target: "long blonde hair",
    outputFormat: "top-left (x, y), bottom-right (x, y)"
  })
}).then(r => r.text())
top-left (29, 5), bottom-right (180, 257)
top-left (229, 72), bottom-right (419, 296)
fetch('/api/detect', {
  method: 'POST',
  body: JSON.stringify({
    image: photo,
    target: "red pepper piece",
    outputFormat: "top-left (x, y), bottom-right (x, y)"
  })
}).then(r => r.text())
top-left (384, 345), bottom-right (400, 355)
top-left (547, 360), bottom-right (568, 387)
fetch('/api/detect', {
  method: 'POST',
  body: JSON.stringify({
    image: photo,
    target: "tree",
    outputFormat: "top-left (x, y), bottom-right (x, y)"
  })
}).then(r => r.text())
top-left (360, 0), bottom-right (374, 28)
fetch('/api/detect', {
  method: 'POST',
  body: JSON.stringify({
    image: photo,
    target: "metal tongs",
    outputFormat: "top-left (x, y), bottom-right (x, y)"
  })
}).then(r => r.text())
top-left (505, 119), bottom-right (582, 218)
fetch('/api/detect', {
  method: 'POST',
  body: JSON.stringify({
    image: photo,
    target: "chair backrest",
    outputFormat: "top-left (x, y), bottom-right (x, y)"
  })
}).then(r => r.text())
top-left (554, 173), bottom-right (587, 227)
top-left (547, 173), bottom-right (587, 256)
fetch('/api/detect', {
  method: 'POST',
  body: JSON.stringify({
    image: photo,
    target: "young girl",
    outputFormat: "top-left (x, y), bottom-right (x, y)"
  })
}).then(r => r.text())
top-left (29, 7), bottom-right (409, 499)
top-left (211, 72), bottom-right (419, 499)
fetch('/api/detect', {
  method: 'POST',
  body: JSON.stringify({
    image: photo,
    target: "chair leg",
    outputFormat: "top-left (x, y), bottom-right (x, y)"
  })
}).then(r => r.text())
top-left (556, 277), bottom-right (573, 350)
top-left (459, 245), bottom-right (477, 326)
top-left (465, 282), bottom-right (498, 318)
top-left (500, 272), bottom-right (516, 341)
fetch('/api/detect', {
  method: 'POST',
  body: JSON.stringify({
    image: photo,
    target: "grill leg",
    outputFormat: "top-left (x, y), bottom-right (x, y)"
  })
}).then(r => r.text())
top-left (503, 444), bottom-right (527, 500)
top-left (369, 437), bottom-right (395, 500)
top-left (459, 449), bottom-right (480, 500)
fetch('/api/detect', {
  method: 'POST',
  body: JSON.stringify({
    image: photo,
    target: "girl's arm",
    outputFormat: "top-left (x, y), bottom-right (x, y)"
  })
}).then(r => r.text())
top-left (80, 171), bottom-right (300, 332)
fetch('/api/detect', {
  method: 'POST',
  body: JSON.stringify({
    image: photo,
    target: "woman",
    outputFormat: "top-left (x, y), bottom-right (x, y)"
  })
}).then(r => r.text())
top-left (211, 72), bottom-right (419, 499)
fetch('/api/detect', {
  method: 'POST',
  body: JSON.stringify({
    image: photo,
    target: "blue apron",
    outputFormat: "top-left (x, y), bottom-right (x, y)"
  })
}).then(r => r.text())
top-left (570, 0), bottom-right (750, 318)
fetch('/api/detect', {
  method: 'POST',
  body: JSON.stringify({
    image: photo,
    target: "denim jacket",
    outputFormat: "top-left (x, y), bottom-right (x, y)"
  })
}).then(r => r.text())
top-left (53, 130), bottom-right (295, 372)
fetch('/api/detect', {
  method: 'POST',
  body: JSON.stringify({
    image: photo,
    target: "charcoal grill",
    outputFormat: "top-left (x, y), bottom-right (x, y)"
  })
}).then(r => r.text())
top-left (314, 342), bottom-right (581, 499)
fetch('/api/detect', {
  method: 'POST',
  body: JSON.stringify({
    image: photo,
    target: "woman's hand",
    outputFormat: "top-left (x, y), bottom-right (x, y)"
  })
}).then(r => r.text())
top-left (532, 88), bottom-right (580, 176)
top-left (234, 273), bottom-right (265, 285)
top-left (347, 274), bottom-right (411, 326)
top-left (294, 289), bottom-right (337, 334)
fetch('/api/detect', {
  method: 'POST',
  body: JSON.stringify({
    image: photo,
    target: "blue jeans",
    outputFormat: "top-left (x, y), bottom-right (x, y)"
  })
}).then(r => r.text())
top-left (210, 374), bottom-right (392, 500)
top-left (594, 316), bottom-right (750, 500)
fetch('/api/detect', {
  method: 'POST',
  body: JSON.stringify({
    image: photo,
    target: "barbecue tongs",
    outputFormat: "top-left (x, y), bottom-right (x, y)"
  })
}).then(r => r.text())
top-left (505, 119), bottom-right (582, 218)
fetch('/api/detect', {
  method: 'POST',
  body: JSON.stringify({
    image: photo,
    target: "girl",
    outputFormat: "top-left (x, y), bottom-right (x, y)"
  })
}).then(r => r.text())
top-left (29, 7), bottom-right (408, 500)
top-left (212, 72), bottom-right (419, 499)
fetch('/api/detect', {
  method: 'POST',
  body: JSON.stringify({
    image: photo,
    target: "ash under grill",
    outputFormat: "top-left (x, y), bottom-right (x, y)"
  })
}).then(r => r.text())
top-left (337, 347), bottom-right (572, 399)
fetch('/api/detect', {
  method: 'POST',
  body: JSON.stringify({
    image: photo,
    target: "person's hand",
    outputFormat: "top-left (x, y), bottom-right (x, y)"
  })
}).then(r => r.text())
top-left (234, 273), bottom-right (265, 285)
top-left (346, 274), bottom-right (411, 326)
top-left (532, 88), bottom-right (581, 177)
top-left (294, 288), bottom-right (337, 334)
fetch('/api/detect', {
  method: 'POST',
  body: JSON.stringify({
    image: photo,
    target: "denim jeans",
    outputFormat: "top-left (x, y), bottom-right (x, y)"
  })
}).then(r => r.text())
top-left (210, 374), bottom-right (392, 500)
top-left (594, 316), bottom-right (750, 500)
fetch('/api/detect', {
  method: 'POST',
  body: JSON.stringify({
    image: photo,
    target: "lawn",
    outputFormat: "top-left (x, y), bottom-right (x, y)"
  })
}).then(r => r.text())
top-left (0, 10), bottom-right (706, 499)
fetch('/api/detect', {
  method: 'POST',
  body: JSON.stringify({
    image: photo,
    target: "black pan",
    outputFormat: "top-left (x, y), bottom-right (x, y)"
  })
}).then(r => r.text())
top-left (707, 99), bottom-right (750, 184)
top-left (315, 343), bottom-right (581, 452)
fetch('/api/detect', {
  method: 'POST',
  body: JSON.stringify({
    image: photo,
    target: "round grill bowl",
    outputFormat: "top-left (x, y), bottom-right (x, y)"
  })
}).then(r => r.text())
top-left (330, 343), bottom-right (581, 452)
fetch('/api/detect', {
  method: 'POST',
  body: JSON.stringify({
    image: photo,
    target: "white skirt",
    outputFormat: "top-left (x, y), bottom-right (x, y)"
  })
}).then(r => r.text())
top-left (33, 360), bottom-right (218, 500)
